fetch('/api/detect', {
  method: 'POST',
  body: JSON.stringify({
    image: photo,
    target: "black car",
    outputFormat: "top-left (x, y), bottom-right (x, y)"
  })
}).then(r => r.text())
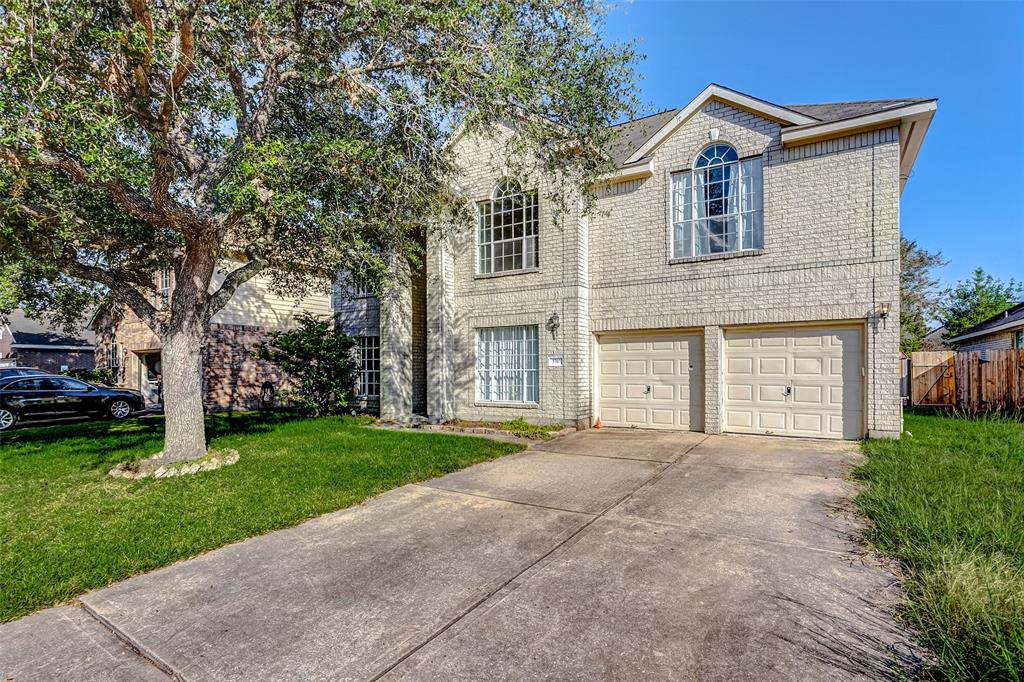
top-left (0, 366), bottom-right (48, 381)
top-left (0, 375), bottom-right (145, 431)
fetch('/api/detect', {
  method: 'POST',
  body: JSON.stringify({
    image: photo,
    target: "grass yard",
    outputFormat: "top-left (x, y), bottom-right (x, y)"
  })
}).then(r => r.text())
top-left (0, 413), bottom-right (522, 623)
top-left (855, 411), bottom-right (1024, 680)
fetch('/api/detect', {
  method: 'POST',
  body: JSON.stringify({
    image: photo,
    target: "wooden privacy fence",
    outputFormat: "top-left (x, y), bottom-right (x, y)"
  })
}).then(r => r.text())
top-left (909, 349), bottom-right (1024, 412)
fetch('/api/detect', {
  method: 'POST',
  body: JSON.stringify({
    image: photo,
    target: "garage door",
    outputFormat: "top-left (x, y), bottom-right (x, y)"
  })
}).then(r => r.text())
top-left (598, 333), bottom-right (704, 430)
top-left (724, 326), bottom-right (864, 439)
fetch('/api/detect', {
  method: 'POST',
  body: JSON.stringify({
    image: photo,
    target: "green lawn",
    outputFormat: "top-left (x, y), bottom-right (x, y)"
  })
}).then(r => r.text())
top-left (0, 413), bottom-right (522, 623)
top-left (855, 411), bottom-right (1024, 680)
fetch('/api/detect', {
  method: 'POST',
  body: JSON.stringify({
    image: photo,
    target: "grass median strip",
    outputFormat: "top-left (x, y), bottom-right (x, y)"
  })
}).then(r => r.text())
top-left (855, 411), bottom-right (1024, 680)
top-left (0, 413), bottom-right (522, 623)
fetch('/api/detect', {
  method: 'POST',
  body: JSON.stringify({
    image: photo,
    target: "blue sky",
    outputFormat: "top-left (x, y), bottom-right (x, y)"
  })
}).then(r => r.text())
top-left (600, 0), bottom-right (1024, 287)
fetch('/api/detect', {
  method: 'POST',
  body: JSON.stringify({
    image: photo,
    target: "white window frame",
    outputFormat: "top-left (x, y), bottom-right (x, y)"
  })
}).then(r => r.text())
top-left (356, 336), bottom-right (380, 398)
top-left (158, 267), bottom-right (172, 308)
top-left (108, 341), bottom-right (123, 369)
top-left (476, 180), bottom-right (539, 275)
top-left (670, 144), bottom-right (764, 259)
top-left (476, 325), bottom-right (539, 403)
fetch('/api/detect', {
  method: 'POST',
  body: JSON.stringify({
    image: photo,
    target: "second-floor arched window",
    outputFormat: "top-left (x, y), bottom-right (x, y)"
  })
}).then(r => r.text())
top-left (671, 143), bottom-right (763, 258)
top-left (477, 179), bottom-right (538, 275)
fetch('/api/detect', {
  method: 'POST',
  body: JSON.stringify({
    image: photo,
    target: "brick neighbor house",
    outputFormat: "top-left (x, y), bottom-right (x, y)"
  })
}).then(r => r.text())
top-left (94, 270), bottom-right (336, 411)
top-left (0, 310), bottom-right (95, 374)
top-left (363, 84), bottom-right (936, 440)
top-left (98, 84), bottom-right (936, 439)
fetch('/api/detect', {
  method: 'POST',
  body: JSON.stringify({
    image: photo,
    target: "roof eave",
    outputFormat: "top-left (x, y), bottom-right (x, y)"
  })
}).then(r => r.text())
top-left (622, 84), bottom-right (819, 165)
top-left (946, 318), bottom-right (1024, 344)
top-left (780, 100), bottom-right (937, 194)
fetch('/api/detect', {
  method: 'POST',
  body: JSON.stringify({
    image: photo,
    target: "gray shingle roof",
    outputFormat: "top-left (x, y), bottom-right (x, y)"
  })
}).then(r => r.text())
top-left (784, 99), bottom-right (933, 123)
top-left (947, 302), bottom-right (1024, 341)
top-left (5, 310), bottom-right (95, 347)
top-left (605, 108), bottom-right (681, 165)
top-left (604, 96), bottom-right (933, 166)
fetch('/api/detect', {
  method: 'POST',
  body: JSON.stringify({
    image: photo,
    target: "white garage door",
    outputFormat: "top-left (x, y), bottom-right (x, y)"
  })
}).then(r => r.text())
top-left (724, 326), bottom-right (864, 439)
top-left (598, 333), bottom-right (704, 430)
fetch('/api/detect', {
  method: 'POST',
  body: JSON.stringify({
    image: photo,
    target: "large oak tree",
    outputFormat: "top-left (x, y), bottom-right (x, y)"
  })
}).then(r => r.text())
top-left (0, 0), bottom-right (637, 461)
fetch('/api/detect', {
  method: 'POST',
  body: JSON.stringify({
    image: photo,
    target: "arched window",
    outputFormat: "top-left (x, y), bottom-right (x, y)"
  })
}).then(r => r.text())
top-left (671, 143), bottom-right (763, 258)
top-left (477, 179), bottom-right (538, 274)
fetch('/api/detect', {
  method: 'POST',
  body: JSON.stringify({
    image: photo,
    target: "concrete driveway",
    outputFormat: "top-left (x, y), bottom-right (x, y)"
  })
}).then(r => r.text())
top-left (1, 430), bottom-right (920, 681)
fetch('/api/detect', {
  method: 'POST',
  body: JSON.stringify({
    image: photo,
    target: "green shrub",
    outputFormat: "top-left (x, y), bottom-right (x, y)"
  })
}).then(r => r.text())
top-left (62, 367), bottom-right (115, 386)
top-left (253, 313), bottom-right (358, 416)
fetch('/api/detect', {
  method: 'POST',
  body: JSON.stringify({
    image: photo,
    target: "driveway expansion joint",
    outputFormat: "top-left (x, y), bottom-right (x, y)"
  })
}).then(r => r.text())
top-left (75, 599), bottom-right (185, 681)
top-left (370, 436), bottom-right (707, 680)
top-left (413, 483), bottom-right (598, 517)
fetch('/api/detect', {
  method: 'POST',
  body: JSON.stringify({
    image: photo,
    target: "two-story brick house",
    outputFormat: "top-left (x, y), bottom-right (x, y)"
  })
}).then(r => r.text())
top-left (367, 84), bottom-right (935, 440)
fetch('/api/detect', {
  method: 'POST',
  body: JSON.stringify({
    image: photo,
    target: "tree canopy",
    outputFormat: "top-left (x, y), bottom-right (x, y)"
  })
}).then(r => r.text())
top-left (899, 237), bottom-right (946, 354)
top-left (0, 0), bottom-right (638, 461)
top-left (941, 268), bottom-right (1022, 340)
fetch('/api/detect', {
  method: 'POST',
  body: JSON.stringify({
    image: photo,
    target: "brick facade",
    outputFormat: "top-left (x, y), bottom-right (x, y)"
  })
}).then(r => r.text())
top-left (96, 312), bottom-right (294, 412)
top-left (414, 98), bottom-right (906, 438)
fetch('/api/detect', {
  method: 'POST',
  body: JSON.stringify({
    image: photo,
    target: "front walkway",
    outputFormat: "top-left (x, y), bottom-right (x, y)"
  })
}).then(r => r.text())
top-left (0, 430), bottom-right (920, 680)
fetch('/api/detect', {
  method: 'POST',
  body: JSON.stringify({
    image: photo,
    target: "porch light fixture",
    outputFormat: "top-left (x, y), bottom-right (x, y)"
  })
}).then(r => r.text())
top-left (879, 302), bottom-right (891, 319)
top-left (545, 312), bottom-right (560, 338)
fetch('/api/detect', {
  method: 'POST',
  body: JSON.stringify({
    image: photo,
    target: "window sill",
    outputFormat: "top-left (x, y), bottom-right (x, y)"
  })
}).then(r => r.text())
top-left (474, 401), bottom-right (540, 409)
top-left (473, 267), bottom-right (541, 280)
top-left (668, 249), bottom-right (764, 265)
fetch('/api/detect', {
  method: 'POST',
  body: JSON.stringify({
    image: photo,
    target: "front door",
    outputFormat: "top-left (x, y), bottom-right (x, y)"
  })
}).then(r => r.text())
top-left (138, 352), bottom-right (162, 407)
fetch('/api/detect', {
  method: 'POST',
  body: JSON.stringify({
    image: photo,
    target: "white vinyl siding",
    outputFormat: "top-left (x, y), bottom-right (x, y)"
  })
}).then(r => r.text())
top-left (476, 326), bottom-right (539, 403)
top-left (671, 152), bottom-right (763, 258)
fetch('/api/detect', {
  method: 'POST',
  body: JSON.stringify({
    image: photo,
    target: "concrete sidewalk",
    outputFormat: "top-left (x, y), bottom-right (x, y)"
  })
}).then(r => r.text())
top-left (0, 431), bottom-right (921, 680)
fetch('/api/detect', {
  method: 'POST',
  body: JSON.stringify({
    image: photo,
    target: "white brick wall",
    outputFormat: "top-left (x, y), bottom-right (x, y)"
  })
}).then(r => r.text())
top-left (424, 102), bottom-right (903, 437)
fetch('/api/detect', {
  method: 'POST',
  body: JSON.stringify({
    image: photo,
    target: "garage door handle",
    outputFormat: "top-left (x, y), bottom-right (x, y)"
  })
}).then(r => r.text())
top-left (644, 385), bottom-right (651, 394)
top-left (783, 386), bottom-right (792, 397)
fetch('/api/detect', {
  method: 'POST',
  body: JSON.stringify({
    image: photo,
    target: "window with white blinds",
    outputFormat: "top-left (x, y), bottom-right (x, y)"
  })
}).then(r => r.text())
top-left (476, 326), bottom-right (539, 403)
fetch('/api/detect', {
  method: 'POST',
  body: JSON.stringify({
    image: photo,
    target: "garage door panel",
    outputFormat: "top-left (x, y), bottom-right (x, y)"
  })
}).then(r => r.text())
top-left (725, 325), bottom-right (864, 440)
top-left (727, 384), bottom-right (752, 401)
top-left (726, 410), bottom-right (753, 429)
top-left (757, 385), bottom-right (788, 402)
top-left (727, 357), bottom-right (753, 375)
top-left (597, 333), bottom-right (704, 431)
top-left (757, 411), bottom-right (787, 430)
top-left (600, 384), bottom-right (621, 399)
top-left (624, 360), bottom-right (647, 375)
top-left (792, 385), bottom-right (823, 405)
top-left (650, 385), bottom-right (674, 401)
top-left (651, 359), bottom-right (675, 375)
top-left (758, 357), bottom-right (787, 375)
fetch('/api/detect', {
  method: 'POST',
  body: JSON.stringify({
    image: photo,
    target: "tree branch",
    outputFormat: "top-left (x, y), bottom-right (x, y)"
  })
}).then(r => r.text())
top-left (3, 146), bottom-right (163, 226)
top-left (209, 253), bottom-right (266, 315)
top-left (64, 260), bottom-right (164, 335)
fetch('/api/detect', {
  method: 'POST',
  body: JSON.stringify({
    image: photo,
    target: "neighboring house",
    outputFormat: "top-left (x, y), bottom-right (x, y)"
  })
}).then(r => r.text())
top-left (945, 303), bottom-right (1024, 352)
top-left (922, 324), bottom-right (950, 351)
top-left (95, 266), bottom-right (334, 411)
top-left (363, 84), bottom-right (935, 440)
top-left (0, 310), bottom-right (95, 373)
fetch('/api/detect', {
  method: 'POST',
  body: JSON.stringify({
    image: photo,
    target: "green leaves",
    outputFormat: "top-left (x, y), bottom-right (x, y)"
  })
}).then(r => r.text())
top-left (253, 313), bottom-right (360, 416)
top-left (941, 268), bottom-right (1023, 339)
top-left (0, 0), bottom-right (637, 328)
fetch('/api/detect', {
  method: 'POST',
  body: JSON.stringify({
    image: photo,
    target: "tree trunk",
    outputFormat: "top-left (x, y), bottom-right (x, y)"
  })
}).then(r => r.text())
top-left (160, 322), bottom-right (208, 463)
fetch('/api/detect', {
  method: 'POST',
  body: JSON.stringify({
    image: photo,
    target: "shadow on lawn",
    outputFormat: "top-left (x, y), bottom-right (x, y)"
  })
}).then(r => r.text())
top-left (0, 409), bottom-right (313, 452)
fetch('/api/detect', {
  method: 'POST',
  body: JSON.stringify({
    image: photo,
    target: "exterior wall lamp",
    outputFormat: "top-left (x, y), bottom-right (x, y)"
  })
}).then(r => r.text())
top-left (546, 312), bottom-right (560, 338)
top-left (879, 302), bottom-right (891, 319)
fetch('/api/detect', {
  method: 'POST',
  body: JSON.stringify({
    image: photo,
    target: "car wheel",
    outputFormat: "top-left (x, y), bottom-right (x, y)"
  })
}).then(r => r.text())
top-left (108, 400), bottom-right (133, 420)
top-left (0, 408), bottom-right (16, 431)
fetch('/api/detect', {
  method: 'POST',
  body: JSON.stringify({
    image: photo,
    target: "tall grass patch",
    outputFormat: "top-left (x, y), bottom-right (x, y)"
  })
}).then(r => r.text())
top-left (855, 411), bottom-right (1024, 679)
